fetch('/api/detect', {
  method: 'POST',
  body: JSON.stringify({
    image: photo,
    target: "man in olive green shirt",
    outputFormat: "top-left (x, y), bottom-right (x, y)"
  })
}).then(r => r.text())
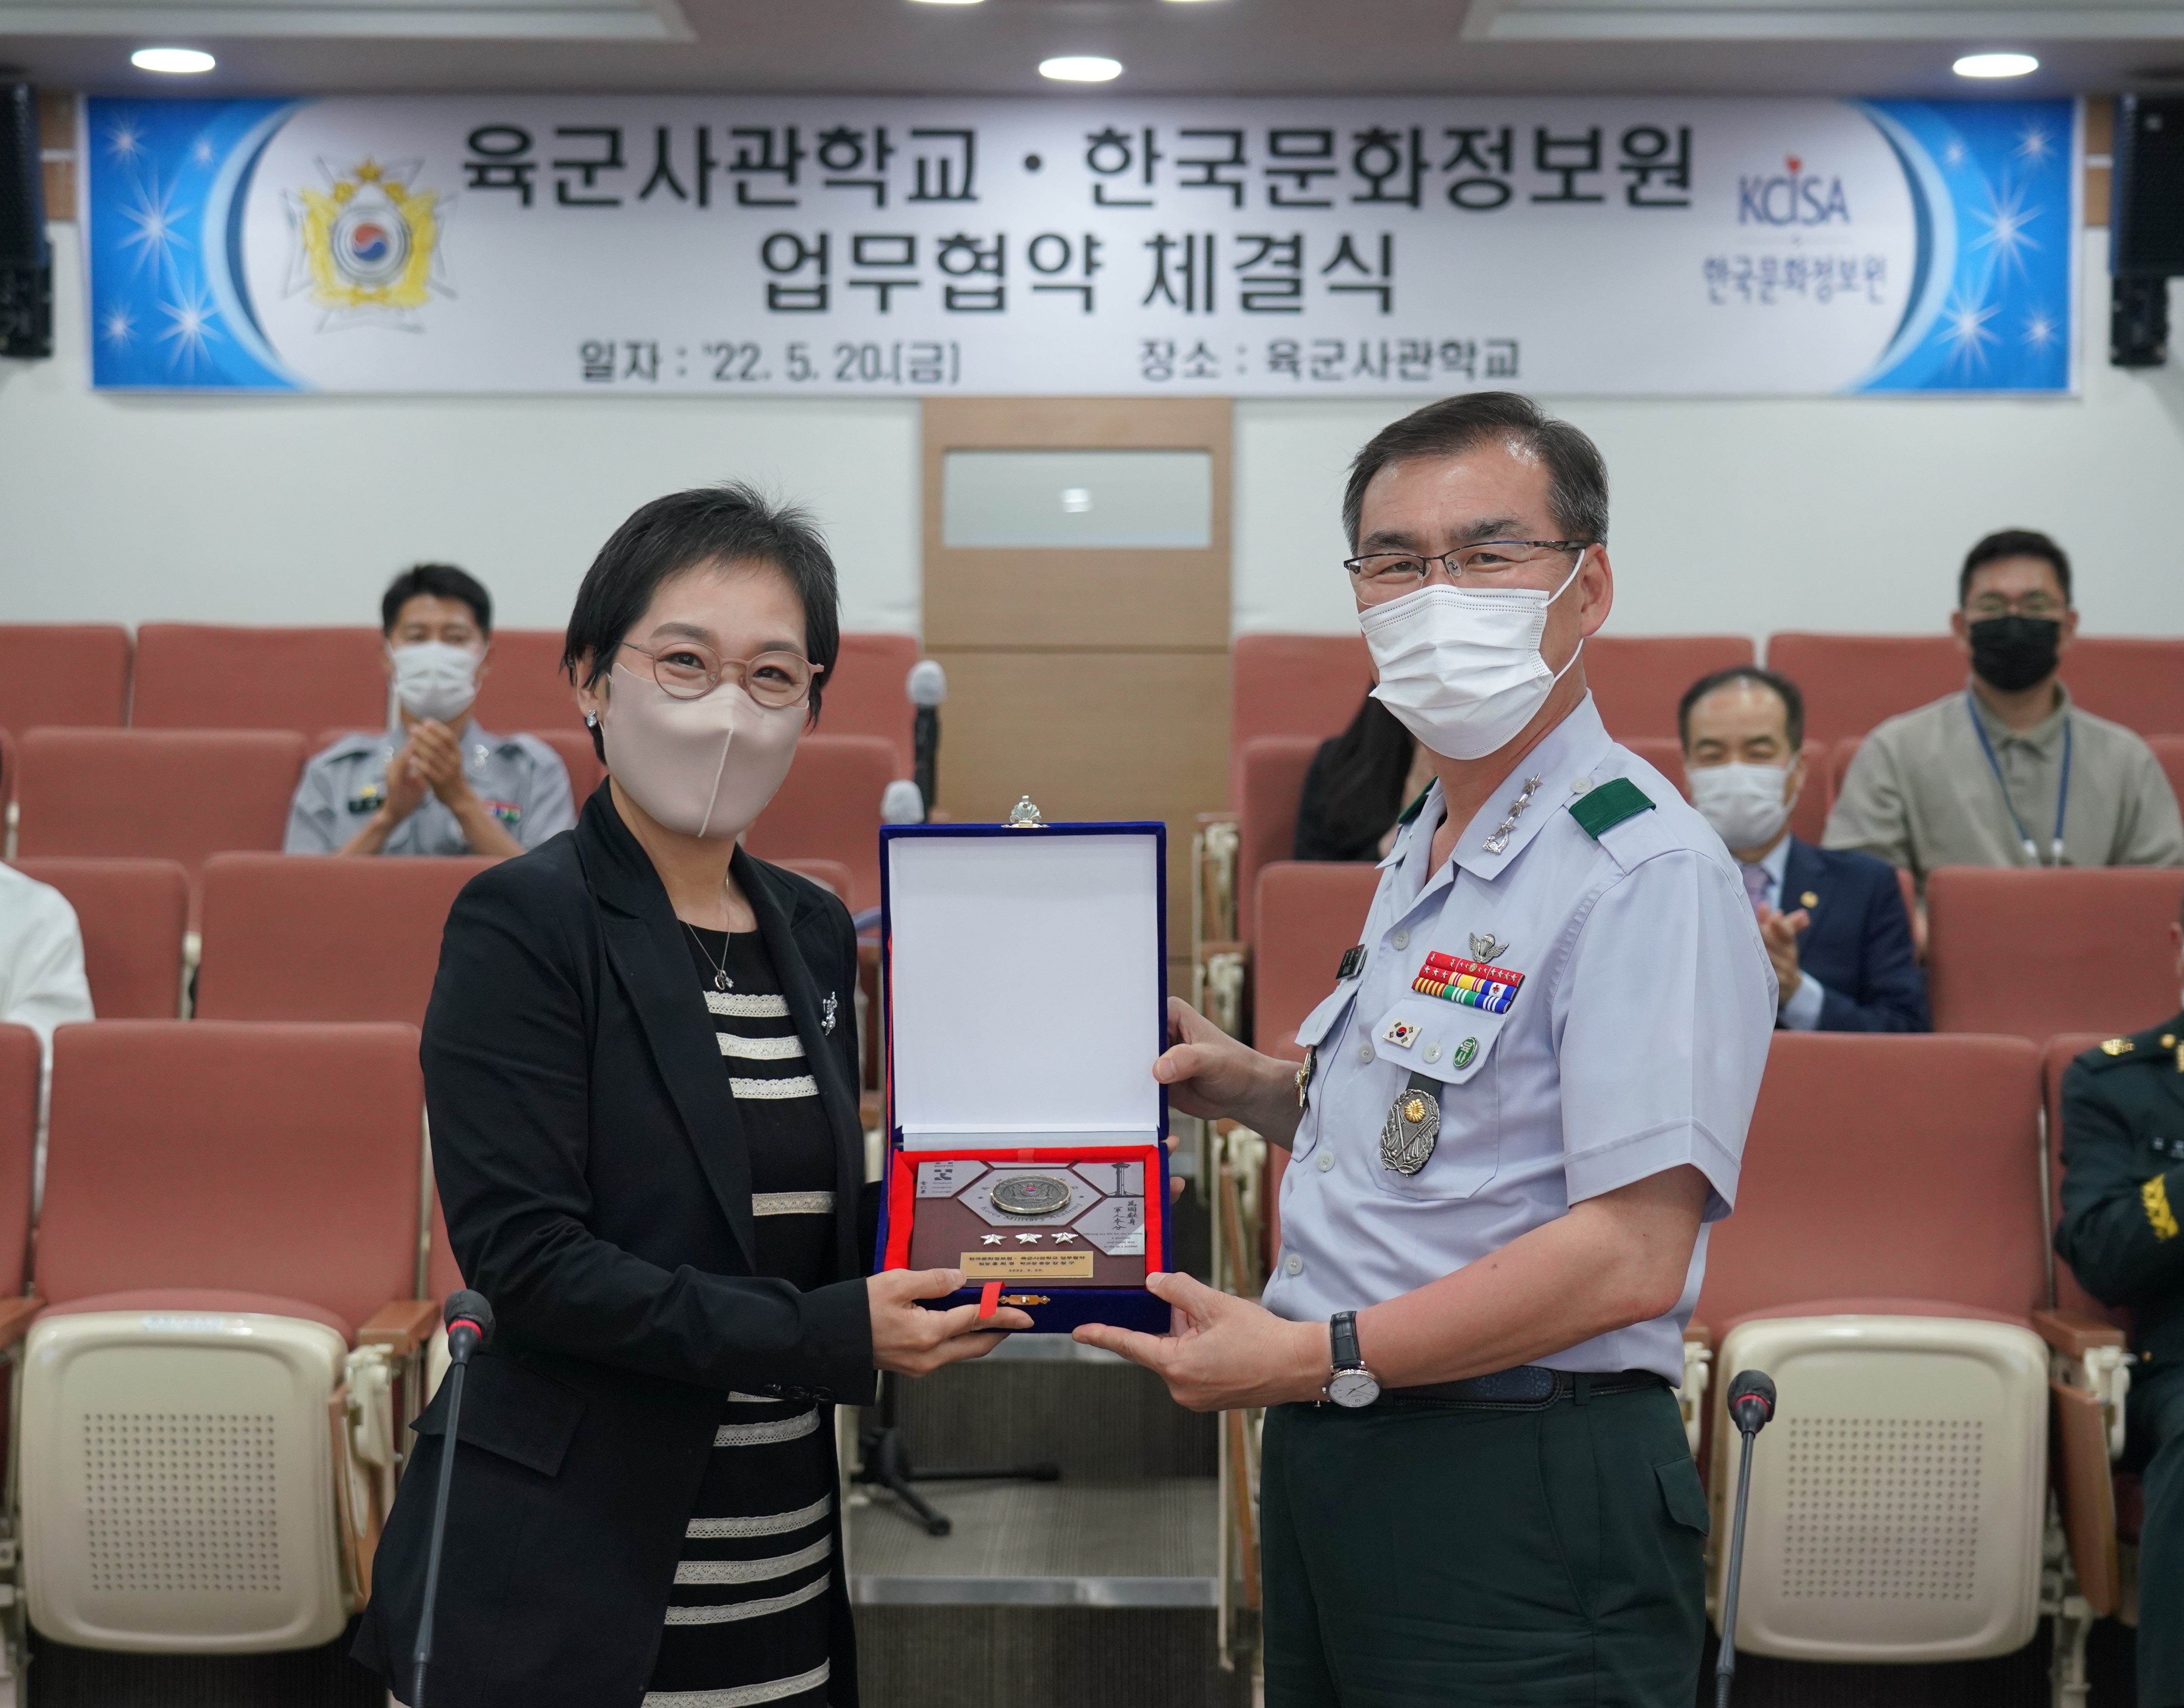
top-left (1825, 529), bottom-right (2184, 879)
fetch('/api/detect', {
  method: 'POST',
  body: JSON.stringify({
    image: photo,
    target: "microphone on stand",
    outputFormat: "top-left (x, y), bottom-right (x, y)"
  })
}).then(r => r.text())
top-left (1714, 1369), bottom-right (1777, 1708)
top-left (412, 1290), bottom-right (494, 1708)
top-left (907, 659), bottom-right (946, 823)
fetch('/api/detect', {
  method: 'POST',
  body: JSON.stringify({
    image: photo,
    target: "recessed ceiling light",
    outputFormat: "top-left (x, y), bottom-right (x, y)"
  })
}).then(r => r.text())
top-left (1040, 55), bottom-right (1122, 82)
top-left (909, 0), bottom-right (983, 6)
top-left (132, 46), bottom-right (216, 74)
top-left (1953, 52), bottom-right (2038, 79)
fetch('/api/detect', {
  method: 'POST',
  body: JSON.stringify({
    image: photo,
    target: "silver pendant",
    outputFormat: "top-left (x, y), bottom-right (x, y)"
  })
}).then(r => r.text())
top-left (822, 991), bottom-right (838, 1034)
top-left (1379, 1086), bottom-right (1441, 1176)
top-left (713, 970), bottom-right (732, 992)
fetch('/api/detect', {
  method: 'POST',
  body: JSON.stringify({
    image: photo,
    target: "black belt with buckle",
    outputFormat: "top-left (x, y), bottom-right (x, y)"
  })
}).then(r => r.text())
top-left (1377, 1366), bottom-right (1666, 1411)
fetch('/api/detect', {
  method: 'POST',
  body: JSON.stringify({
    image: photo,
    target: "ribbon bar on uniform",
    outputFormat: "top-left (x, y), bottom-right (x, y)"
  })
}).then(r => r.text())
top-left (1413, 952), bottom-right (1522, 1014)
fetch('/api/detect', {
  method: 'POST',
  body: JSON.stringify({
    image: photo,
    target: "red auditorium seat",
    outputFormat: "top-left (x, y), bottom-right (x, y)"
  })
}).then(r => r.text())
top-left (1763, 633), bottom-right (1962, 744)
top-left (743, 734), bottom-right (895, 911)
top-left (1584, 635), bottom-right (1752, 740)
top-left (1, 726), bottom-right (15, 825)
top-left (820, 633), bottom-right (921, 775)
top-left (1692, 1032), bottom-right (2063, 1660)
top-left (468, 628), bottom-right (580, 735)
top-left (2150, 735), bottom-right (2184, 815)
top-left (0, 1025), bottom-right (37, 1301)
top-left (1251, 862), bottom-right (1379, 1060)
top-left (1232, 633), bottom-right (1372, 755)
top-left (22, 1021), bottom-right (430, 1650)
top-left (1235, 737), bottom-right (1321, 944)
top-left (774, 857), bottom-right (855, 903)
top-left (11, 859), bottom-right (189, 1019)
top-left (1925, 867), bottom-right (2184, 1040)
top-left (36, 1019), bottom-right (422, 1332)
top-left (2065, 637), bottom-right (2184, 737)
top-left (1699, 1032), bottom-right (2046, 1331)
top-left (0, 625), bottom-right (132, 730)
top-left (130, 623), bottom-right (385, 734)
top-left (2043, 1031), bottom-right (2128, 1324)
top-left (12, 730), bottom-right (305, 896)
top-left (196, 852), bottom-right (498, 1025)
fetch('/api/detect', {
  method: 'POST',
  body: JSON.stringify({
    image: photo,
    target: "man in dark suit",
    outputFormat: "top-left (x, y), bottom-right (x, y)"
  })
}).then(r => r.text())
top-left (1678, 666), bottom-right (1929, 1032)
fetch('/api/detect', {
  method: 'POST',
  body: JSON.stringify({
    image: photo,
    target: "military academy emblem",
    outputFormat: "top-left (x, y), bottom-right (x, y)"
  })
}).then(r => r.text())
top-left (289, 157), bottom-right (452, 326)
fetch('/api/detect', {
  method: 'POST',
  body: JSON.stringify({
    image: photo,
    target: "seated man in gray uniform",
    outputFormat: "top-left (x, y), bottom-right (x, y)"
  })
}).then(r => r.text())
top-left (2054, 907), bottom-right (2184, 1708)
top-left (285, 563), bottom-right (574, 858)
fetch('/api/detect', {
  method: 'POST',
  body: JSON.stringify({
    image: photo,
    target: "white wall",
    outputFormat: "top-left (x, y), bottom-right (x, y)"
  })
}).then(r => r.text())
top-left (6, 227), bottom-right (2183, 647)
top-left (0, 225), bottom-right (922, 635)
top-left (1235, 249), bottom-right (2184, 643)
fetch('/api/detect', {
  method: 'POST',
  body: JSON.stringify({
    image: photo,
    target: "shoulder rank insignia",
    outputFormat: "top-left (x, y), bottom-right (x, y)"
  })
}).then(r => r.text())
top-left (1568, 776), bottom-right (1655, 841)
top-left (2101, 1037), bottom-right (2135, 1057)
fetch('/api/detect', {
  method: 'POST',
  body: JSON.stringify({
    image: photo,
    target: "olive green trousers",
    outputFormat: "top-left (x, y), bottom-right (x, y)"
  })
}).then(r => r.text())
top-left (1259, 1381), bottom-right (1708, 1708)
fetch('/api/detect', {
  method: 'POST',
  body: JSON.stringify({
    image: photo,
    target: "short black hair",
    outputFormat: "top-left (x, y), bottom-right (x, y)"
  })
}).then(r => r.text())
top-left (1678, 665), bottom-right (1806, 754)
top-left (1342, 391), bottom-right (1609, 554)
top-left (1960, 528), bottom-right (2072, 607)
top-left (383, 563), bottom-right (492, 636)
top-left (562, 481), bottom-right (841, 758)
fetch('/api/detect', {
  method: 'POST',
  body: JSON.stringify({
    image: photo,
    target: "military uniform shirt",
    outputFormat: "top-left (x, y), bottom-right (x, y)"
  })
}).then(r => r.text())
top-left (283, 723), bottom-right (577, 856)
top-left (2055, 1014), bottom-right (2184, 1372)
top-left (1261, 695), bottom-right (1777, 1384)
top-left (1824, 685), bottom-right (2184, 879)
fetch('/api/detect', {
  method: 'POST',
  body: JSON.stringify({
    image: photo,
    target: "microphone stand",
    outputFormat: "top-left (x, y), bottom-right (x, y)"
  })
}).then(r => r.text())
top-left (412, 1296), bottom-right (490, 1708)
top-left (1714, 1371), bottom-right (1776, 1708)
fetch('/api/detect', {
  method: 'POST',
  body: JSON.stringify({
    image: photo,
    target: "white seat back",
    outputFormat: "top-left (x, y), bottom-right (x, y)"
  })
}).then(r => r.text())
top-left (21, 1311), bottom-right (352, 1653)
top-left (1709, 1315), bottom-right (2048, 1664)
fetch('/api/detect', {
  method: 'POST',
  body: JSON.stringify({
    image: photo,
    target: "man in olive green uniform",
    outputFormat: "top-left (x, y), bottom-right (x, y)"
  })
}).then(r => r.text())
top-left (2056, 969), bottom-right (2184, 1705)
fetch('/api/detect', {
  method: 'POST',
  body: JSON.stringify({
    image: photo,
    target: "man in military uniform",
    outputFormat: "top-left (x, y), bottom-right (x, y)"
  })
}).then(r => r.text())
top-left (2055, 910), bottom-right (2184, 1707)
top-left (1078, 393), bottom-right (1775, 1707)
top-left (285, 563), bottom-right (575, 857)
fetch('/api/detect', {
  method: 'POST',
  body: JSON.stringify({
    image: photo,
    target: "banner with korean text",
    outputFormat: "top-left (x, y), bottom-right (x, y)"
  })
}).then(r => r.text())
top-left (82, 94), bottom-right (2076, 397)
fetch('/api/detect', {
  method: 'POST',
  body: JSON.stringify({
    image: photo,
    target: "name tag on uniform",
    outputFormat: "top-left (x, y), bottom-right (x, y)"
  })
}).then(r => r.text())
top-left (346, 782), bottom-right (384, 816)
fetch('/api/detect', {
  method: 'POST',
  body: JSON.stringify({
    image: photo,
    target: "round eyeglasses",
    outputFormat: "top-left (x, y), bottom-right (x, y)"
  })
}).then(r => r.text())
top-left (1344, 539), bottom-right (1592, 599)
top-left (619, 640), bottom-right (823, 708)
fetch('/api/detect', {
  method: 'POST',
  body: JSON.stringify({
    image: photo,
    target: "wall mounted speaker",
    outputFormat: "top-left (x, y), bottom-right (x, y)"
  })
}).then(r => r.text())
top-left (0, 83), bottom-right (54, 360)
top-left (2110, 95), bottom-right (2184, 368)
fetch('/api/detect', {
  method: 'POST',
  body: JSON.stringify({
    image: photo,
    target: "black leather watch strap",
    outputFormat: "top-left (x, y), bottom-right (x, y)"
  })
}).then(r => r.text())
top-left (1330, 1310), bottom-right (1361, 1370)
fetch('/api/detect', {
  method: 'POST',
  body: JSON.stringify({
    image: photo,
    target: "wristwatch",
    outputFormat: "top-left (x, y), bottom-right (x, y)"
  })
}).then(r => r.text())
top-left (1326, 1310), bottom-right (1381, 1409)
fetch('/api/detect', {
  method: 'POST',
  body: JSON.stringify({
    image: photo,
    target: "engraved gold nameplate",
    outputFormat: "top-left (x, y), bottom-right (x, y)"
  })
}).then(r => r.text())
top-left (963, 1251), bottom-right (1096, 1279)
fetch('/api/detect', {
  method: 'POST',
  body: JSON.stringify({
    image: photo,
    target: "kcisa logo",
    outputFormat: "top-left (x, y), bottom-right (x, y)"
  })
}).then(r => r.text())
top-left (1738, 154), bottom-right (1850, 226)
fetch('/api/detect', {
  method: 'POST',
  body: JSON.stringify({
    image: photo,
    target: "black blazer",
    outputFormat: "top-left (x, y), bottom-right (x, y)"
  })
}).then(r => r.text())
top-left (1782, 837), bottom-right (1930, 1033)
top-left (353, 785), bottom-right (875, 1708)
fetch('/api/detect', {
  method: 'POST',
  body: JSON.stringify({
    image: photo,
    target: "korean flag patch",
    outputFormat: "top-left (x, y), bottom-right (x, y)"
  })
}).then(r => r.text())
top-left (1381, 1018), bottom-right (1422, 1050)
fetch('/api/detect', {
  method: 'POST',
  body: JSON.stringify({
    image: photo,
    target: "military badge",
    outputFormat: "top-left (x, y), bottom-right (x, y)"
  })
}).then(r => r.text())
top-left (1380, 1082), bottom-right (1441, 1176)
top-left (1413, 951), bottom-right (1523, 1015)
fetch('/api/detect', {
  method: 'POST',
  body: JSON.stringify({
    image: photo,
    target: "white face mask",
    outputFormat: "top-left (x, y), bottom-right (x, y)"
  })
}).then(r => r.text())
top-left (1688, 761), bottom-right (1798, 853)
top-left (1360, 554), bottom-right (1586, 761)
top-left (599, 662), bottom-right (802, 842)
top-left (390, 640), bottom-right (483, 725)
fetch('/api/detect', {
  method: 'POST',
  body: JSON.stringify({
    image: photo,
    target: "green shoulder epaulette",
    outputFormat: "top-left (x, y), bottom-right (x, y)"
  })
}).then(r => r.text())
top-left (1396, 783), bottom-right (1434, 828)
top-left (1568, 776), bottom-right (1655, 841)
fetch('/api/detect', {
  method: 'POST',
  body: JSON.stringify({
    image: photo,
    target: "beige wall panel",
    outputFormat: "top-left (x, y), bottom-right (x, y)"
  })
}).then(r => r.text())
top-left (928, 648), bottom-right (1231, 959)
top-left (925, 550), bottom-right (1228, 651)
top-left (923, 396), bottom-right (1232, 650)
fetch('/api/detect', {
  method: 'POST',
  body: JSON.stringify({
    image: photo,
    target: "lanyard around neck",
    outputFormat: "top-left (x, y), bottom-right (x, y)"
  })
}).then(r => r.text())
top-left (1966, 692), bottom-right (2071, 865)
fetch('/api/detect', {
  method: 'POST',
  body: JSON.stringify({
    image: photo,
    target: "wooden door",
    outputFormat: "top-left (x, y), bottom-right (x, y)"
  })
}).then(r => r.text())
top-left (922, 397), bottom-right (1232, 983)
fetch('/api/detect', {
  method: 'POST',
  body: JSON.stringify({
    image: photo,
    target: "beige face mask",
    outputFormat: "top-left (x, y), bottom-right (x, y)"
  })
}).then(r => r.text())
top-left (599, 662), bottom-right (802, 841)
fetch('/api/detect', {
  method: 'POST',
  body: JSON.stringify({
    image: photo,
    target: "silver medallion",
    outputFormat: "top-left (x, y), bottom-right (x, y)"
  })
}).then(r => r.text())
top-left (989, 1174), bottom-right (1074, 1217)
top-left (1379, 1086), bottom-right (1441, 1176)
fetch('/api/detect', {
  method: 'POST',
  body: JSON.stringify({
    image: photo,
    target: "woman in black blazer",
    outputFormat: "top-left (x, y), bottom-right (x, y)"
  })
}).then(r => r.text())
top-left (354, 483), bottom-right (1029, 1708)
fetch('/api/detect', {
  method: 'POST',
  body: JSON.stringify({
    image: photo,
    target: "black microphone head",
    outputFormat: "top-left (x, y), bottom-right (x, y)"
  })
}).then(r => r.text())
top-left (1726, 1369), bottom-right (1776, 1433)
top-left (444, 1289), bottom-right (493, 1344)
top-left (907, 659), bottom-right (947, 708)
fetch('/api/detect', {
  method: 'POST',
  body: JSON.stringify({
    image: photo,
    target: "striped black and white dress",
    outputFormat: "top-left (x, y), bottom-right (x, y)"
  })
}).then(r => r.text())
top-left (645, 927), bottom-right (840, 1708)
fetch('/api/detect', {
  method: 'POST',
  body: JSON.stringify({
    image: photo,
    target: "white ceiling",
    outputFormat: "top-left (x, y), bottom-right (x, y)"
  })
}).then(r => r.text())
top-left (4, 0), bottom-right (2183, 96)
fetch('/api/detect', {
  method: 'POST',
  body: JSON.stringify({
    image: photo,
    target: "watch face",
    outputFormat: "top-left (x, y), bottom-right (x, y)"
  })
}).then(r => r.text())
top-left (1327, 1369), bottom-right (1380, 1409)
